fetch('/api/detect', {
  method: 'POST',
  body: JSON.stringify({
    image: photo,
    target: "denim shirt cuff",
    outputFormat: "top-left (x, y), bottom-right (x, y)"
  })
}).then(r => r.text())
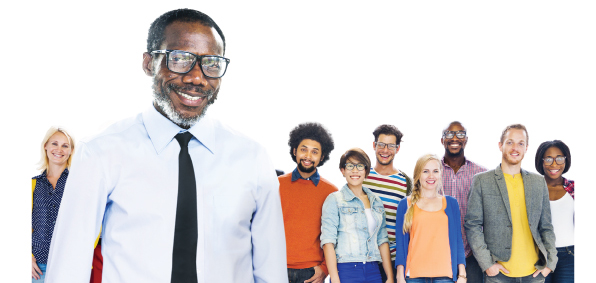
top-left (320, 239), bottom-right (336, 249)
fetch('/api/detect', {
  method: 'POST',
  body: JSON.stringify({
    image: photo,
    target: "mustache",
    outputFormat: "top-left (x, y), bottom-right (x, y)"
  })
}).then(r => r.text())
top-left (166, 83), bottom-right (215, 97)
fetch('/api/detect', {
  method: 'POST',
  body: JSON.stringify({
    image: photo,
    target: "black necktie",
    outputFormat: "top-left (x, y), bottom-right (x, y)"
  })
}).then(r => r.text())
top-left (171, 132), bottom-right (198, 283)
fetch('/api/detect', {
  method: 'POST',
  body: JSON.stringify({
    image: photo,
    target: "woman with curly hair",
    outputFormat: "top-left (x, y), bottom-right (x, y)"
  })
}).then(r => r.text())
top-left (535, 140), bottom-right (574, 283)
top-left (394, 154), bottom-right (466, 283)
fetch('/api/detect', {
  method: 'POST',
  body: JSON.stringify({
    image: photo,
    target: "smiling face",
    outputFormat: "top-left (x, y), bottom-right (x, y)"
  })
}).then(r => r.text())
top-left (374, 134), bottom-right (399, 166)
top-left (44, 132), bottom-right (72, 167)
top-left (143, 21), bottom-right (224, 128)
top-left (293, 139), bottom-right (323, 175)
top-left (542, 146), bottom-right (566, 180)
top-left (441, 123), bottom-right (467, 157)
top-left (341, 158), bottom-right (366, 188)
top-left (499, 128), bottom-right (528, 166)
top-left (419, 159), bottom-right (441, 192)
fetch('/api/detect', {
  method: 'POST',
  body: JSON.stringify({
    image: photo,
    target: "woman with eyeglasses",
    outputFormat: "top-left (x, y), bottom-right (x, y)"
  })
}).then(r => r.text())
top-left (394, 154), bottom-right (466, 283)
top-left (321, 148), bottom-right (394, 283)
top-left (32, 127), bottom-right (75, 282)
top-left (535, 140), bottom-right (574, 283)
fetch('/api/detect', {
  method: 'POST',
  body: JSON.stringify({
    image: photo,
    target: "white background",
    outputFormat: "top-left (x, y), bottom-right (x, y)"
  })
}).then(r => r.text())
top-left (2, 0), bottom-right (592, 281)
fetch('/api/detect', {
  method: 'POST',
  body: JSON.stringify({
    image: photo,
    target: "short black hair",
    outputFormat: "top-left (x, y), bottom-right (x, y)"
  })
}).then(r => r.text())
top-left (535, 140), bottom-right (572, 175)
top-left (339, 148), bottom-right (371, 178)
top-left (442, 121), bottom-right (466, 135)
top-left (288, 122), bottom-right (334, 166)
top-left (373, 124), bottom-right (403, 145)
top-left (147, 8), bottom-right (226, 54)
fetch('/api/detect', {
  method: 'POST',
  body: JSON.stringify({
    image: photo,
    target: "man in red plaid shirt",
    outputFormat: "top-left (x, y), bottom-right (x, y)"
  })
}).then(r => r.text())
top-left (441, 121), bottom-right (488, 283)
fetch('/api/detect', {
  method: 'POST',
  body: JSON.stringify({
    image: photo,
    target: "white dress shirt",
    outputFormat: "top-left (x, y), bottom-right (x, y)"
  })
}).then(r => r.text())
top-left (46, 106), bottom-right (288, 283)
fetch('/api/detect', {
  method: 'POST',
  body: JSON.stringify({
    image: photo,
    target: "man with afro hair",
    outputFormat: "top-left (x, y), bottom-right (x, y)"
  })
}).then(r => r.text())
top-left (279, 122), bottom-right (338, 283)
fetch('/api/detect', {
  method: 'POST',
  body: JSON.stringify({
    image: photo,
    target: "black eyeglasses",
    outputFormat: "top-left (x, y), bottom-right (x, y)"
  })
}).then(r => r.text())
top-left (375, 142), bottom-right (398, 150)
top-left (151, 50), bottom-right (230, 78)
top-left (443, 131), bottom-right (466, 139)
top-left (543, 156), bottom-right (566, 166)
top-left (345, 163), bottom-right (366, 171)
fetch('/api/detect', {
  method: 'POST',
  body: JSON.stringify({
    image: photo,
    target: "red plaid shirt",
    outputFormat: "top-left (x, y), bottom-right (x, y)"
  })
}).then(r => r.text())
top-left (441, 157), bottom-right (487, 257)
top-left (563, 177), bottom-right (575, 199)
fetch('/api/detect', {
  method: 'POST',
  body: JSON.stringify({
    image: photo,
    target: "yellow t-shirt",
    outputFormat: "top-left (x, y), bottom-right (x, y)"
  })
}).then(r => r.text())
top-left (499, 173), bottom-right (539, 277)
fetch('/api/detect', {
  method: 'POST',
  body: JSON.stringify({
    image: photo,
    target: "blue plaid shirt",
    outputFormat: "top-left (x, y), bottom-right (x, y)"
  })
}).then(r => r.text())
top-left (32, 168), bottom-right (68, 264)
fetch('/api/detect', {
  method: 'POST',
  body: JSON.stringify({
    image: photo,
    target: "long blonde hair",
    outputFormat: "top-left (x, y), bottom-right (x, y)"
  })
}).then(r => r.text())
top-left (37, 126), bottom-right (75, 172)
top-left (402, 154), bottom-right (443, 233)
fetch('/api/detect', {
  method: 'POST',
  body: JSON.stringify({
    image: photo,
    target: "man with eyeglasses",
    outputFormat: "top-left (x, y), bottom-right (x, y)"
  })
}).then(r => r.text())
top-left (465, 124), bottom-right (557, 283)
top-left (279, 123), bottom-right (337, 283)
top-left (363, 124), bottom-right (412, 281)
top-left (46, 9), bottom-right (287, 283)
top-left (440, 121), bottom-right (487, 282)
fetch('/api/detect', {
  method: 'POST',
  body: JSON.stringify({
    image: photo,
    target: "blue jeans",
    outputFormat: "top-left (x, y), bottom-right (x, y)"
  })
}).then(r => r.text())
top-left (288, 267), bottom-right (315, 283)
top-left (484, 272), bottom-right (545, 283)
top-left (405, 276), bottom-right (453, 283)
top-left (338, 262), bottom-right (382, 283)
top-left (32, 263), bottom-right (46, 283)
top-left (466, 255), bottom-right (485, 283)
top-left (545, 246), bottom-right (574, 283)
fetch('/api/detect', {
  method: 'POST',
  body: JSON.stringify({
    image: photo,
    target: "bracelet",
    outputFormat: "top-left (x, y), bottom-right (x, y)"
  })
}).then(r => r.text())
top-left (458, 274), bottom-right (467, 279)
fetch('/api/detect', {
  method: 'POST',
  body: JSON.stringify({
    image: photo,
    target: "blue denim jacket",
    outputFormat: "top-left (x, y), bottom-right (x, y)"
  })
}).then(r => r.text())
top-left (320, 184), bottom-right (389, 263)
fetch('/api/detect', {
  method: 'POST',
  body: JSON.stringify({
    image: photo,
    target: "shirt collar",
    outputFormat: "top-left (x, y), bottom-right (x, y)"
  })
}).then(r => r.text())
top-left (32, 168), bottom-right (69, 180)
top-left (340, 184), bottom-right (374, 202)
top-left (291, 167), bottom-right (320, 186)
top-left (441, 156), bottom-right (469, 168)
top-left (142, 104), bottom-right (216, 155)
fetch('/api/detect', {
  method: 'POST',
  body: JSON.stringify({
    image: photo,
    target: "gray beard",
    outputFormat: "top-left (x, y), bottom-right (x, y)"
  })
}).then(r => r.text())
top-left (152, 78), bottom-right (217, 128)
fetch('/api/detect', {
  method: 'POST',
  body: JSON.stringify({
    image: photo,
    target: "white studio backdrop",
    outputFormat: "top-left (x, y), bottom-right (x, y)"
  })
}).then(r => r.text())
top-left (2, 1), bottom-right (592, 281)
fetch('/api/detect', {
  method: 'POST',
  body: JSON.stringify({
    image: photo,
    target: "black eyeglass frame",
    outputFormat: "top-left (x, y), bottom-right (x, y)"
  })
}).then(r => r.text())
top-left (443, 131), bottom-right (467, 139)
top-left (543, 156), bottom-right (566, 166)
top-left (345, 163), bottom-right (366, 171)
top-left (151, 49), bottom-right (231, 78)
top-left (375, 142), bottom-right (399, 150)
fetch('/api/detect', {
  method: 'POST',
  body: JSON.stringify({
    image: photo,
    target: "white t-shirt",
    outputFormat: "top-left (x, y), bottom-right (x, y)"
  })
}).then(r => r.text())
top-left (550, 192), bottom-right (574, 247)
top-left (364, 208), bottom-right (377, 237)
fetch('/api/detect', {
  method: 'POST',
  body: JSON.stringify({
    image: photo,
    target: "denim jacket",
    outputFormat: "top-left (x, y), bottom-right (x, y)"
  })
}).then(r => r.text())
top-left (320, 184), bottom-right (389, 263)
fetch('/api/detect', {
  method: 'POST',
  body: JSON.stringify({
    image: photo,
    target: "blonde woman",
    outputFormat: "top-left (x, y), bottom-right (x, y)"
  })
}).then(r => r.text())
top-left (394, 154), bottom-right (466, 283)
top-left (32, 127), bottom-right (74, 282)
top-left (321, 148), bottom-right (394, 283)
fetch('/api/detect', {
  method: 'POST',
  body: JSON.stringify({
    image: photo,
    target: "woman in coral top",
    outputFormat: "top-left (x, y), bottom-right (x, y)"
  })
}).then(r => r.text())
top-left (394, 154), bottom-right (466, 283)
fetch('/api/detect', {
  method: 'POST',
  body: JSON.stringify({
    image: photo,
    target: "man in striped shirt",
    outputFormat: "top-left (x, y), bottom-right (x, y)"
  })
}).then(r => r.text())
top-left (441, 121), bottom-right (487, 282)
top-left (363, 124), bottom-right (412, 282)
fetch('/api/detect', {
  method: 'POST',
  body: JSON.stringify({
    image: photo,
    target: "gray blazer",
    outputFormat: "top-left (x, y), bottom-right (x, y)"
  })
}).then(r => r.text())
top-left (464, 165), bottom-right (557, 272)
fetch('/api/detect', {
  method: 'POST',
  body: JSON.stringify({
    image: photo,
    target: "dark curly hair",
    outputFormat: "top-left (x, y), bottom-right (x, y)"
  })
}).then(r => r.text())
top-left (535, 140), bottom-right (571, 175)
top-left (373, 124), bottom-right (403, 145)
top-left (288, 122), bottom-right (334, 167)
top-left (147, 8), bottom-right (226, 54)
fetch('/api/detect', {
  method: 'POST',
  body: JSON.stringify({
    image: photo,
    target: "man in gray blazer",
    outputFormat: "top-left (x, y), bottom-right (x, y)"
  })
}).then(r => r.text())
top-left (465, 124), bottom-right (557, 283)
